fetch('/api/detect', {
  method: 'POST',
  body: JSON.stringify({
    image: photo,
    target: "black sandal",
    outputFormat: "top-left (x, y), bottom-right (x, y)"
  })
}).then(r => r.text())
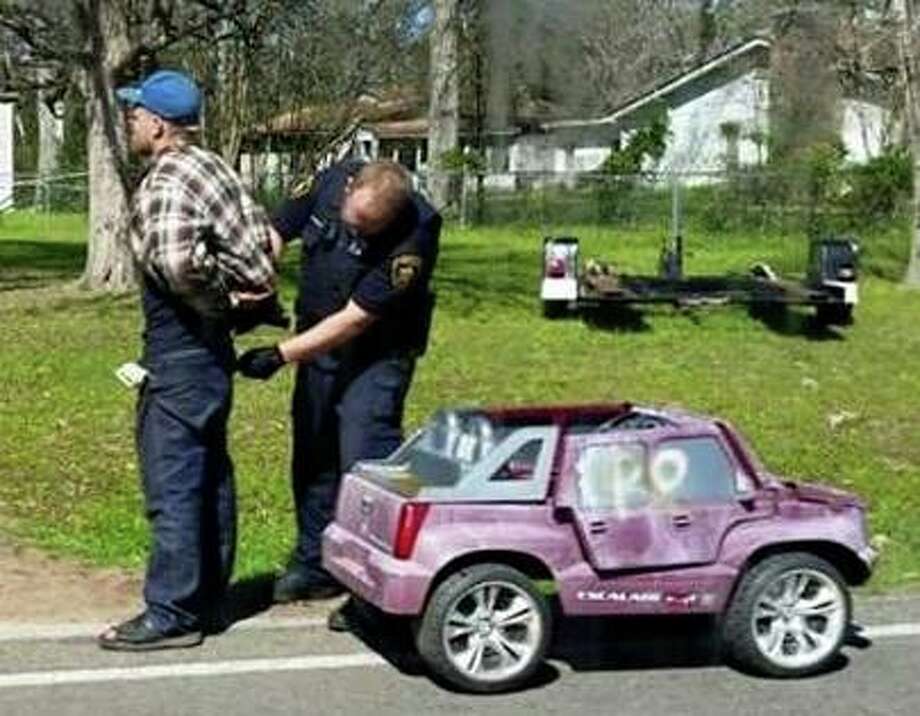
top-left (98, 612), bottom-right (203, 652)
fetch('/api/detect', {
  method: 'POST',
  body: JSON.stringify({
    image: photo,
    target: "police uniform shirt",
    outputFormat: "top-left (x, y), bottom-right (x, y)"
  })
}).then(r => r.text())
top-left (273, 161), bottom-right (441, 362)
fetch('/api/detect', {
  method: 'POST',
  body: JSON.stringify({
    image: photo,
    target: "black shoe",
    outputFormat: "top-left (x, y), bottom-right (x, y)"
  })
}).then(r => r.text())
top-left (98, 612), bottom-right (203, 652)
top-left (272, 570), bottom-right (345, 604)
top-left (327, 603), bottom-right (354, 633)
top-left (202, 602), bottom-right (232, 636)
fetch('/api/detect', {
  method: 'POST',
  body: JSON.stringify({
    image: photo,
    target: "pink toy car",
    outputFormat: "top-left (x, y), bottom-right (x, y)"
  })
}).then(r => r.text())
top-left (323, 402), bottom-right (876, 692)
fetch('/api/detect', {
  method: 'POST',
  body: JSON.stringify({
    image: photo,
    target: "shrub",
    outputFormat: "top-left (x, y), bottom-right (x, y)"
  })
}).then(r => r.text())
top-left (843, 148), bottom-right (912, 221)
top-left (598, 107), bottom-right (669, 221)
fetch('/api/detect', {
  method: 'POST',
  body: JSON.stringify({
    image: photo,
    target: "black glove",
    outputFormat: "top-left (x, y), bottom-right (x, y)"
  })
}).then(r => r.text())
top-left (230, 294), bottom-right (291, 336)
top-left (236, 345), bottom-right (286, 380)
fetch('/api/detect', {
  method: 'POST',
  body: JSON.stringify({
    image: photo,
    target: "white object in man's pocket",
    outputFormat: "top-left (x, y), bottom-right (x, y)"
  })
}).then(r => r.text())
top-left (115, 362), bottom-right (150, 389)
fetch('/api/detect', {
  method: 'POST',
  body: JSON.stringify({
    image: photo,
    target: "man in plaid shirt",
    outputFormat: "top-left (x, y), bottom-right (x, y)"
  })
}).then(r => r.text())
top-left (128, 134), bottom-right (279, 320)
top-left (99, 69), bottom-right (281, 651)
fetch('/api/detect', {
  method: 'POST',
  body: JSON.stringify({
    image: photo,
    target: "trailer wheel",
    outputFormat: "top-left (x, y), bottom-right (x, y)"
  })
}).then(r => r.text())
top-left (749, 301), bottom-right (787, 322)
top-left (815, 303), bottom-right (853, 326)
top-left (542, 301), bottom-right (568, 319)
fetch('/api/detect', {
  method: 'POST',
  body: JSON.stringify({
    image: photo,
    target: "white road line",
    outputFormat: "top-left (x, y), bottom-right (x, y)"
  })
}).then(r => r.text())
top-left (857, 594), bottom-right (920, 604)
top-left (0, 622), bottom-right (917, 691)
top-left (0, 616), bottom-right (328, 643)
top-left (862, 623), bottom-right (920, 639)
top-left (0, 653), bottom-right (387, 690)
top-left (1, 618), bottom-right (920, 644)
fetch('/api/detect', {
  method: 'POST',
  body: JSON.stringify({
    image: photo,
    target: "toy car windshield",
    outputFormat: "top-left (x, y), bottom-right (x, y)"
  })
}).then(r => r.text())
top-left (357, 409), bottom-right (559, 500)
top-left (380, 410), bottom-right (510, 485)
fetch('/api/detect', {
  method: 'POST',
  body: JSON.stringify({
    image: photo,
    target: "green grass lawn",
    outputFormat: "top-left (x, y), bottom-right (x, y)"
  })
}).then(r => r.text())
top-left (0, 211), bottom-right (918, 590)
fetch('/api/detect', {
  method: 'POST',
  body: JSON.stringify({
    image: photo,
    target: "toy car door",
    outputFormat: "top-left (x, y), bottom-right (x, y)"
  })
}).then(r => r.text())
top-left (556, 432), bottom-right (761, 571)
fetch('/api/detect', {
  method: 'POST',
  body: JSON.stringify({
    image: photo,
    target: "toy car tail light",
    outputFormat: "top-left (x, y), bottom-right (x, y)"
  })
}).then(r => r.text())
top-left (394, 502), bottom-right (430, 560)
top-left (545, 256), bottom-right (568, 278)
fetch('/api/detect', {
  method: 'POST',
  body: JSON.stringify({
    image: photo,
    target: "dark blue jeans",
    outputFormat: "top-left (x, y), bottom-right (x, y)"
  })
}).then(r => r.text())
top-left (289, 356), bottom-right (414, 577)
top-left (137, 348), bottom-right (235, 632)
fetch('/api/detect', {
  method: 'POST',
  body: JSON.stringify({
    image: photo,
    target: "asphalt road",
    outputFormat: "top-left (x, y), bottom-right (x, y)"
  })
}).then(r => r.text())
top-left (0, 595), bottom-right (918, 716)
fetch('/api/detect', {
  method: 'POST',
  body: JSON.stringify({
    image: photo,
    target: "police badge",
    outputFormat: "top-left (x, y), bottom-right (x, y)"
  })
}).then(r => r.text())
top-left (390, 254), bottom-right (423, 291)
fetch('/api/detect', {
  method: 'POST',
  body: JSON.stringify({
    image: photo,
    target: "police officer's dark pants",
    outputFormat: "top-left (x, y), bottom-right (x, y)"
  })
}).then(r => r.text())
top-left (137, 349), bottom-right (236, 632)
top-left (289, 356), bottom-right (413, 578)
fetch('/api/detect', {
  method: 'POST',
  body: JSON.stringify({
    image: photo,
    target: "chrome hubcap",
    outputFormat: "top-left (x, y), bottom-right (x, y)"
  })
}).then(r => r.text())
top-left (752, 568), bottom-right (846, 670)
top-left (442, 581), bottom-right (542, 683)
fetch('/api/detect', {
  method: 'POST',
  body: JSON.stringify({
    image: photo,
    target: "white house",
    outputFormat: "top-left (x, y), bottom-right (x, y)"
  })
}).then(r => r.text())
top-left (0, 93), bottom-right (15, 210)
top-left (527, 37), bottom-right (891, 183)
top-left (242, 38), bottom-right (891, 194)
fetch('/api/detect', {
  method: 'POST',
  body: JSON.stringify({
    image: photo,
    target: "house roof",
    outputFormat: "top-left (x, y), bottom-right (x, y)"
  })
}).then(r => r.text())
top-left (369, 118), bottom-right (430, 139)
top-left (252, 85), bottom-right (532, 141)
top-left (543, 37), bottom-right (772, 131)
top-left (253, 89), bottom-right (423, 136)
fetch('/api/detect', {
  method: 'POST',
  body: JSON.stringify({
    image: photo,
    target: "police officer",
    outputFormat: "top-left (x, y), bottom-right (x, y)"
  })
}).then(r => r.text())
top-left (237, 159), bottom-right (440, 605)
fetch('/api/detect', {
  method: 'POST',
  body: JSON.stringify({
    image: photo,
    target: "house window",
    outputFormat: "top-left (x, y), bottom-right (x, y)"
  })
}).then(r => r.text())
top-left (487, 146), bottom-right (510, 172)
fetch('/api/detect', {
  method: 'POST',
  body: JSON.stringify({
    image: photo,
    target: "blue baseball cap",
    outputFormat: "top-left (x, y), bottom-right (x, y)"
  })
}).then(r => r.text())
top-left (116, 70), bottom-right (202, 125)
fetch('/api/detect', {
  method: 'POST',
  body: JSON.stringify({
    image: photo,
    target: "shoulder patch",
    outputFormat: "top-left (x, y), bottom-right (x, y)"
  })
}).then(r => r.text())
top-left (390, 253), bottom-right (423, 291)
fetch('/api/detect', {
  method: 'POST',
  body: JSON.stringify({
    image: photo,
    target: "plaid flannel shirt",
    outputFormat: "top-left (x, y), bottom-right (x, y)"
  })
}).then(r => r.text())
top-left (130, 144), bottom-right (277, 318)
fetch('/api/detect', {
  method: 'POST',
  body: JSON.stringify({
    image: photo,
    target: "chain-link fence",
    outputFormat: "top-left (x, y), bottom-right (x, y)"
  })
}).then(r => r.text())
top-left (5, 163), bottom-right (907, 235)
top-left (1, 165), bottom-right (909, 279)
top-left (409, 165), bottom-right (911, 279)
top-left (422, 167), bottom-right (911, 237)
top-left (4, 172), bottom-right (90, 214)
top-left (0, 173), bottom-right (89, 288)
top-left (1, 171), bottom-right (90, 248)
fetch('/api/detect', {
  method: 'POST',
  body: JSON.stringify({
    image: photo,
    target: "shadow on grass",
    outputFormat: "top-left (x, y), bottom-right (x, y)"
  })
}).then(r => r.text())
top-left (43, 289), bottom-right (137, 312)
top-left (341, 602), bottom-right (867, 693)
top-left (747, 304), bottom-right (846, 341)
top-left (0, 240), bottom-right (85, 290)
top-left (0, 282), bottom-right (138, 315)
top-left (583, 304), bottom-right (846, 342)
top-left (436, 242), bottom-right (538, 313)
top-left (582, 304), bottom-right (652, 333)
top-left (579, 301), bottom-right (847, 340)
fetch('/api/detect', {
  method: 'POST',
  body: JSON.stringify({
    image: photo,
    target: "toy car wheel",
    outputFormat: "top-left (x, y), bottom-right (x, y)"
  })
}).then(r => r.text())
top-left (415, 563), bottom-right (552, 693)
top-left (721, 552), bottom-right (850, 678)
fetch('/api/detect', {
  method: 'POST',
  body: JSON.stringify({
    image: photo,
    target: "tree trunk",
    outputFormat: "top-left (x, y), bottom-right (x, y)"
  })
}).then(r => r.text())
top-left (79, 0), bottom-right (135, 292)
top-left (427, 0), bottom-right (460, 212)
top-left (217, 34), bottom-right (250, 167)
top-left (900, 0), bottom-right (920, 286)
